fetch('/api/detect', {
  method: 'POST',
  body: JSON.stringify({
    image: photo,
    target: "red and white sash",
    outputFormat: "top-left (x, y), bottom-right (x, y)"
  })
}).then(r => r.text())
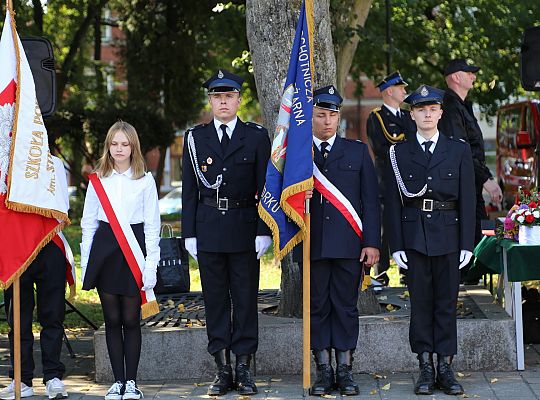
top-left (88, 173), bottom-right (160, 319)
top-left (312, 163), bottom-right (363, 239)
top-left (51, 232), bottom-right (76, 299)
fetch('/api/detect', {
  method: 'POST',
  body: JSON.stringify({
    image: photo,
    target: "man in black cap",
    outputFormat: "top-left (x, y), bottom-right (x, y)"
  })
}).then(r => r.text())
top-left (181, 69), bottom-right (272, 396)
top-left (439, 59), bottom-right (502, 283)
top-left (385, 85), bottom-right (476, 396)
top-left (366, 71), bottom-right (416, 285)
top-left (302, 85), bottom-right (380, 396)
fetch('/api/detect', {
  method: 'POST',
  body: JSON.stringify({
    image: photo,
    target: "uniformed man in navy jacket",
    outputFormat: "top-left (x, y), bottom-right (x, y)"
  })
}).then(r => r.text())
top-left (302, 85), bottom-right (380, 396)
top-left (366, 71), bottom-right (416, 283)
top-left (181, 70), bottom-right (272, 396)
top-left (385, 85), bottom-right (476, 396)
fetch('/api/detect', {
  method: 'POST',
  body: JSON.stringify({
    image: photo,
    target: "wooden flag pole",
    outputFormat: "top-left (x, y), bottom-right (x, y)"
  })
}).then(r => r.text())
top-left (302, 198), bottom-right (311, 396)
top-left (13, 278), bottom-right (21, 400)
top-left (5, 1), bottom-right (21, 399)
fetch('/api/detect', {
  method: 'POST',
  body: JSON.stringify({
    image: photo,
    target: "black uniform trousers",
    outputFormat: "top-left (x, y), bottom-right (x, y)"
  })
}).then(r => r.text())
top-left (308, 258), bottom-right (363, 351)
top-left (198, 250), bottom-right (260, 356)
top-left (4, 242), bottom-right (66, 386)
top-left (406, 250), bottom-right (460, 356)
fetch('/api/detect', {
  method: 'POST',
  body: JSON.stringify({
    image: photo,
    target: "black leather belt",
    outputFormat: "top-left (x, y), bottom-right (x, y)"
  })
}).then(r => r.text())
top-left (201, 197), bottom-right (256, 211)
top-left (405, 199), bottom-right (457, 211)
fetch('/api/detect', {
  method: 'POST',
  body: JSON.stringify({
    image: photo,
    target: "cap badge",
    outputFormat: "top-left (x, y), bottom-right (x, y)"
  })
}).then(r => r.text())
top-left (329, 86), bottom-right (335, 94)
top-left (207, 157), bottom-right (213, 165)
top-left (420, 86), bottom-right (429, 97)
top-left (217, 70), bottom-right (224, 79)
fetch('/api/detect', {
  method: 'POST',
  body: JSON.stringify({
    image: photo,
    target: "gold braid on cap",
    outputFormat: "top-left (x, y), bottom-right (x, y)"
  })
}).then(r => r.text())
top-left (372, 108), bottom-right (406, 144)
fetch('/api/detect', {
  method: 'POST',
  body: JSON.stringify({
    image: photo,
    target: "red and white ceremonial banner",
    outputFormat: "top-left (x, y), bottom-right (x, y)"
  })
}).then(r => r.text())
top-left (52, 232), bottom-right (76, 299)
top-left (313, 163), bottom-right (363, 239)
top-left (0, 7), bottom-right (69, 287)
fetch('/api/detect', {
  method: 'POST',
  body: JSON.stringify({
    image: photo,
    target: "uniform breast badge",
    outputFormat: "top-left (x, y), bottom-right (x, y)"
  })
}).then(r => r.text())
top-left (201, 165), bottom-right (207, 172)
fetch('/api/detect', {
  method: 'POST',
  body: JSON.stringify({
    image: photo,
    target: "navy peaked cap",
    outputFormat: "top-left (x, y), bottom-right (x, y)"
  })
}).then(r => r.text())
top-left (203, 69), bottom-right (244, 93)
top-left (377, 71), bottom-right (408, 92)
top-left (313, 85), bottom-right (343, 111)
top-left (404, 85), bottom-right (445, 107)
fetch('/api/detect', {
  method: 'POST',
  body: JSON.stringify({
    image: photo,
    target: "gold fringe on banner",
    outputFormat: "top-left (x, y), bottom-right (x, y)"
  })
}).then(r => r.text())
top-left (0, 222), bottom-right (66, 289)
top-left (4, 2), bottom-right (69, 224)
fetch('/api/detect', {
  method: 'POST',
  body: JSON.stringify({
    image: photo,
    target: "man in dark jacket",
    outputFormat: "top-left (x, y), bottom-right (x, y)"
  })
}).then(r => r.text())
top-left (181, 69), bottom-right (272, 396)
top-left (304, 85), bottom-right (380, 396)
top-left (366, 71), bottom-right (416, 283)
top-left (386, 85), bottom-right (476, 396)
top-left (439, 59), bottom-right (502, 281)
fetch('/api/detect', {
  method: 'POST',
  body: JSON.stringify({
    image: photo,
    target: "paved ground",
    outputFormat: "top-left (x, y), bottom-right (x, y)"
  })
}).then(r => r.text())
top-left (0, 329), bottom-right (540, 399)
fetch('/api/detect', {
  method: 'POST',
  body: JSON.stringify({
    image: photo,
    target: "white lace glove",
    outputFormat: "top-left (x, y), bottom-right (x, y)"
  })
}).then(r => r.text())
top-left (459, 250), bottom-right (473, 269)
top-left (255, 235), bottom-right (272, 259)
top-left (392, 251), bottom-right (409, 270)
top-left (184, 237), bottom-right (198, 261)
top-left (142, 268), bottom-right (157, 291)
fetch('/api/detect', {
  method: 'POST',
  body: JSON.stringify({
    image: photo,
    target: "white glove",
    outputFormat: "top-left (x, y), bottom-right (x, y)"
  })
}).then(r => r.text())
top-left (392, 251), bottom-right (409, 270)
top-left (255, 235), bottom-right (272, 259)
top-left (80, 243), bottom-right (88, 282)
top-left (142, 268), bottom-right (157, 291)
top-left (459, 250), bottom-right (473, 269)
top-left (184, 237), bottom-right (198, 261)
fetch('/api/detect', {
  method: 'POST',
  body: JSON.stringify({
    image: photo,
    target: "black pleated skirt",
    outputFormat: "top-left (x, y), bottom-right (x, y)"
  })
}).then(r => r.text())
top-left (82, 221), bottom-right (145, 296)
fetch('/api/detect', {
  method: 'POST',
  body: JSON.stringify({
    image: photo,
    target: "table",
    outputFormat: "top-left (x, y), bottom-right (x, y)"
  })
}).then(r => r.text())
top-left (473, 236), bottom-right (540, 370)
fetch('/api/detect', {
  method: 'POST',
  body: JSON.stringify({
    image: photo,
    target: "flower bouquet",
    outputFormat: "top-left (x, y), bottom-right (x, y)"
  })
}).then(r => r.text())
top-left (508, 188), bottom-right (540, 245)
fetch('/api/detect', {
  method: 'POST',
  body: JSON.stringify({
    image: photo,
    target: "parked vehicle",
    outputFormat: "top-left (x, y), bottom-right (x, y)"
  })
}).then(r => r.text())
top-left (496, 100), bottom-right (540, 209)
top-left (159, 187), bottom-right (182, 217)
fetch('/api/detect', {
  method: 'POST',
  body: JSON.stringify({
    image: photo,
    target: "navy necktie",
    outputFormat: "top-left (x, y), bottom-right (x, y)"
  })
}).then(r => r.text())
top-left (220, 124), bottom-right (229, 153)
top-left (422, 140), bottom-right (433, 161)
top-left (320, 141), bottom-right (330, 159)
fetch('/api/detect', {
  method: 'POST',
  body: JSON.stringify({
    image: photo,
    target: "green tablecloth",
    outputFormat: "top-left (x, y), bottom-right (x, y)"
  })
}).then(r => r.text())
top-left (472, 236), bottom-right (540, 282)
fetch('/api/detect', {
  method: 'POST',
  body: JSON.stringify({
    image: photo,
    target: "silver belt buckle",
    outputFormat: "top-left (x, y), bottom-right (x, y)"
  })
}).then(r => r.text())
top-left (218, 197), bottom-right (229, 211)
top-left (422, 199), bottom-right (434, 212)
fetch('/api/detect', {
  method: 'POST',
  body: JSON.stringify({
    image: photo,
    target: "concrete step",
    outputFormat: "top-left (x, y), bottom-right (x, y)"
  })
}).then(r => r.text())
top-left (94, 287), bottom-right (517, 381)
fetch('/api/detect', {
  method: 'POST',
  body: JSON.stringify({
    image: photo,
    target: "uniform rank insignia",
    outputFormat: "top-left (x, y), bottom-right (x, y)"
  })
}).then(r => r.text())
top-left (207, 157), bottom-right (213, 165)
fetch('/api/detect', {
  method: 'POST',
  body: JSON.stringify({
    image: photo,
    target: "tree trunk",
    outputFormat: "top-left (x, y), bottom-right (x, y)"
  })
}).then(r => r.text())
top-left (332, 0), bottom-right (373, 94)
top-left (246, 0), bottom-right (336, 136)
top-left (246, 0), bottom-right (336, 318)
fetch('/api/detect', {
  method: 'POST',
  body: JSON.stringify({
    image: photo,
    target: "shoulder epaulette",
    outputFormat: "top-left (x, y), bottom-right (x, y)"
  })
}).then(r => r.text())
top-left (370, 107), bottom-right (381, 113)
top-left (448, 136), bottom-right (467, 145)
top-left (187, 123), bottom-right (206, 133)
top-left (245, 121), bottom-right (265, 130)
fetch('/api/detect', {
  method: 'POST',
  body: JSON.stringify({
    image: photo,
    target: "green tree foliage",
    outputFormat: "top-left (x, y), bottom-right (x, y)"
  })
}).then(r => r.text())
top-left (354, 0), bottom-right (540, 115)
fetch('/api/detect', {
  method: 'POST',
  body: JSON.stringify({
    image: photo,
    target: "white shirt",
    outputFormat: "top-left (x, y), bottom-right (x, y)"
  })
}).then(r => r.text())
top-left (383, 103), bottom-right (401, 118)
top-left (416, 131), bottom-right (440, 153)
top-left (80, 168), bottom-right (161, 272)
top-left (214, 117), bottom-right (238, 142)
top-left (313, 133), bottom-right (337, 152)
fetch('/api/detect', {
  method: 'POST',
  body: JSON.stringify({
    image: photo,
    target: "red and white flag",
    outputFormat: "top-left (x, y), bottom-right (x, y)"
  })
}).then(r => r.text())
top-left (0, 7), bottom-right (69, 287)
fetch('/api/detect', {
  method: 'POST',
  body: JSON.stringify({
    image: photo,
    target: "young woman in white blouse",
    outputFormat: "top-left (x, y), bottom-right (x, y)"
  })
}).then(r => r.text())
top-left (81, 121), bottom-right (160, 400)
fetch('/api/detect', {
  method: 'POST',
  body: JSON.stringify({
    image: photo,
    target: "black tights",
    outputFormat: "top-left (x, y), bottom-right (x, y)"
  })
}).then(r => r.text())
top-left (98, 291), bottom-right (141, 382)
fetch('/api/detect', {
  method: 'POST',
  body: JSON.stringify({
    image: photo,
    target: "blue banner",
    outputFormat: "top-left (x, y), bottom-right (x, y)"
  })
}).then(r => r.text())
top-left (258, 0), bottom-right (314, 260)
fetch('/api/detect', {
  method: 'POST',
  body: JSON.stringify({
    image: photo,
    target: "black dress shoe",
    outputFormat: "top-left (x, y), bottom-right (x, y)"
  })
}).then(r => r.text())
top-left (414, 352), bottom-right (435, 395)
top-left (310, 349), bottom-right (334, 396)
top-left (208, 350), bottom-right (234, 396)
top-left (436, 355), bottom-right (464, 396)
top-left (335, 350), bottom-right (359, 396)
top-left (235, 354), bottom-right (257, 395)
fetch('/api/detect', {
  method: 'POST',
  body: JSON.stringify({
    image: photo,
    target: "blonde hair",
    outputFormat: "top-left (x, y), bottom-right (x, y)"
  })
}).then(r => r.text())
top-left (95, 121), bottom-right (146, 179)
